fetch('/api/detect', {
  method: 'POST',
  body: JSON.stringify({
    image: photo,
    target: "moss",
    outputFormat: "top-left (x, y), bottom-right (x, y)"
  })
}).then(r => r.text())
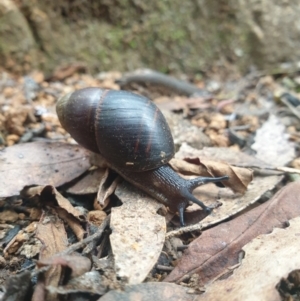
top-left (0, 4), bottom-right (38, 72)
top-left (1, 0), bottom-right (246, 74)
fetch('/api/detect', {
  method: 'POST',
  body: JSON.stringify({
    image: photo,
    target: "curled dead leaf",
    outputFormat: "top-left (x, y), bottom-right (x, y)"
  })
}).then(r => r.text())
top-left (22, 185), bottom-right (86, 240)
top-left (170, 157), bottom-right (253, 194)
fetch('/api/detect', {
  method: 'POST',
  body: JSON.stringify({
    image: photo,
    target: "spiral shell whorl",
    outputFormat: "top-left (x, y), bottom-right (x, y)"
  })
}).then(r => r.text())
top-left (56, 88), bottom-right (175, 171)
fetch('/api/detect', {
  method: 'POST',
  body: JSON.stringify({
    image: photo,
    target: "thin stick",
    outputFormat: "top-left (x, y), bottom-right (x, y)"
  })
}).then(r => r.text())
top-left (61, 215), bottom-right (110, 255)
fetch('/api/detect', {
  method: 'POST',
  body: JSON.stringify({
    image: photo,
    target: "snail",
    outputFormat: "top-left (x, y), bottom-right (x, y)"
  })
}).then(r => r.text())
top-left (56, 87), bottom-right (229, 226)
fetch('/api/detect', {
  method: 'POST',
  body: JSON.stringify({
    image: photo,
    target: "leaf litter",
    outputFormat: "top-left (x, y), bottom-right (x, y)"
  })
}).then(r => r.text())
top-left (0, 69), bottom-right (300, 300)
top-left (165, 181), bottom-right (300, 287)
top-left (194, 215), bottom-right (300, 301)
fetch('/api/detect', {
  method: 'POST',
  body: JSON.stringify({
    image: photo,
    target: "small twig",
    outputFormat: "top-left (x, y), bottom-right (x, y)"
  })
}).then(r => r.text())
top-left (275, 166), bottom-right (300, 174)
top-left (17, 263), bottom-right (36, 274)
top-left (28, 215), bottom-right (111, 278)
top-left (156, 265), bottom-right (174, 272)
top-left (227, 128), bottom-right (246, 148)
top-left (61, 215), bottom-right (110, 255)
top-left (253, 166), bottom-right (300, 176)
top-left (229, 125), bottom-right (251, 131)
top-left (166, 223), bottom-right (203, 238)
top-left (3, 229), bottom-right (24, 255)
top-left (252, 168), bottom-right (283, 176)
top-left (116, 69), bottom-right (211, 97)
top-left (177, 245), bottom-right (188, 251)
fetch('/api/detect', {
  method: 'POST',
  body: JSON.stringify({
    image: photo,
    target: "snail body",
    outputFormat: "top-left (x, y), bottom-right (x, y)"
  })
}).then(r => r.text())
top-left (57, 87), bottom-right (228, 226)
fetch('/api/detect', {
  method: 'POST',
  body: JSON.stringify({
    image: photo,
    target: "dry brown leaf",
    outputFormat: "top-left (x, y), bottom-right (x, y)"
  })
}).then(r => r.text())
top-left (0, 210), bottom-right (19, 223)
top-left (40, 185), bottom-right (83, 220)
top-left (3, 231), bottom-right (29, 255)
top-left (22, 185), bottom-right (83, 220)
top-left (32, 185), bottom-right (85, 240)
top-left (100, 282), bottom-right (195, 301)
top-left (56, 208), bottom-right (85, 241)
top-left (195, 216), bottom-right (300, 301)
top-left (2, 222), bottom-right (40, 257)
top-left (87, 210), bottom-right (107, 226)
top-left (66, 165), bottom-right (120, 210)
top-left (197, 159), bottom-right (252, 194)
top-left (167, 174), bottom-right (282, 237)
top-left (165, 181), bottom-right (300, 284)
top-left (96, 168), bottom-right (121, 209)
top-left (28, 207), bottom-right (43, 220)
top-left (36, 211), bottom-right (68, 259)
top-left (170, 157), bottom-right (253, 194)
top-left (0, 141), bottom-right (91, 197)
top-left (22, 185), bottom-right (85, 241)
top-left (172, 144), bottom-right (254, 194)
top-left (34, 210), bottom-right (68, 301)
top-left (66, 167), bottom-right (106, 195)
top-left (166, 144), bottom-right (282, 236)
top-left (176, 143), bottom-right (272, 169)
top-left (111, 182), bottom-right (166, 284)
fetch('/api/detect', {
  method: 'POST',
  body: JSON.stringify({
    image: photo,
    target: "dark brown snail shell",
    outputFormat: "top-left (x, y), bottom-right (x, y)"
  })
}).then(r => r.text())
top-left (56, 87), bottom-right (174, 171)
top-left (57, 87), bottom-right (229, 226)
